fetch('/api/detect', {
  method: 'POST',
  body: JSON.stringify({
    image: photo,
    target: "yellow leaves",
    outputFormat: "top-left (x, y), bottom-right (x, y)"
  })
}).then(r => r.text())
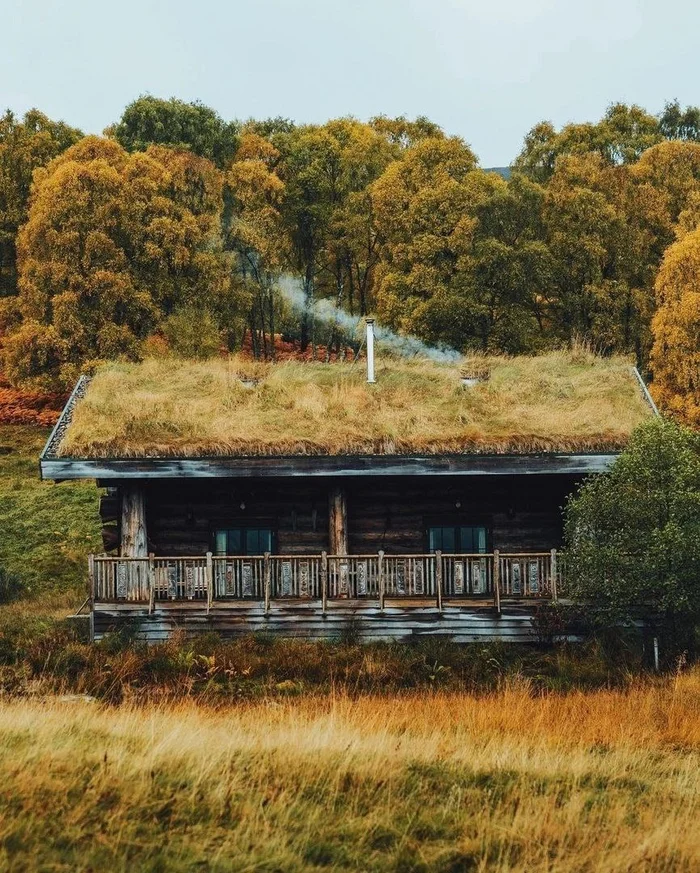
top-left (3, 135), bottom-right (234, 388)
top-left (651, 226), bottom-right (700, 426)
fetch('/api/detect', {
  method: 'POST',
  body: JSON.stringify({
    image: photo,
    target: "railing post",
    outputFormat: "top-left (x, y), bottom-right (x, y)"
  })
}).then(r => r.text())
top-left (321, 551), bottom-right (328, 615)
top-left (378, 550), bottom-right (385, 612)
top-left (493, 549), bottom-right (501, 616)
top-left (88, 553), bottom-right (96, 603)
top-left (435, 550), bottom-right (443, 612)
top-left (264, 552), bottom-right (271, 614)
top-left (148, 553), bottom-right (156, 614)
top-left (550, 549), bottom-right (558, 602)
top-left (205, 551), bottom-right (213, 613)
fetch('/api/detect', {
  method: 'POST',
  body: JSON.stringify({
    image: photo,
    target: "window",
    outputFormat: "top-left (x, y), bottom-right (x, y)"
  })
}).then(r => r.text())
top-left (428, 525), bottom-right (487, 554)
top-left (214, 528), bottom-right (274, 556)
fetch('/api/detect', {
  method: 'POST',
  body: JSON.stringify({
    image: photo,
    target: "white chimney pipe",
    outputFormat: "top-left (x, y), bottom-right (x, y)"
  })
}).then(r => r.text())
top-left (365, 318), bottom-right (376, 383)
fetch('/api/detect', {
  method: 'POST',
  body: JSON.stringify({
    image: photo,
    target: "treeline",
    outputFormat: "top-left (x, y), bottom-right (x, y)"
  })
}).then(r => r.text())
top-left (0, 97), bottom-right (698, 423)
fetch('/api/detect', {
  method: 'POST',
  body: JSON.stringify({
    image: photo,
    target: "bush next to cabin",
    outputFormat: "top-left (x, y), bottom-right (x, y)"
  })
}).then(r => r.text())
top-left (564, 418), bottom-right (700, 657)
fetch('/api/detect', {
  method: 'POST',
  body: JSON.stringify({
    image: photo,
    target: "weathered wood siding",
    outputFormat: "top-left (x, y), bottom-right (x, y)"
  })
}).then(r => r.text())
top-left (99, 474), bottom-right (579, 557)
top-left (92, 601), bottom-right (547, 644)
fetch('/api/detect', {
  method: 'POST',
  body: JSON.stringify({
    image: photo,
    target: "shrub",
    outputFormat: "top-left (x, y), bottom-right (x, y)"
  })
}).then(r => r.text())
top-left (564, 418), bottom-right (700, 657)
top-left (162, 308), bottom-right (222, 359)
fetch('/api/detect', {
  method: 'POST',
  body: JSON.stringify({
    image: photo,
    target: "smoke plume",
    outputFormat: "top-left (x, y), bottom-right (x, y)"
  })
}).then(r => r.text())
top-left (276, 275), bottom-right (462, 364)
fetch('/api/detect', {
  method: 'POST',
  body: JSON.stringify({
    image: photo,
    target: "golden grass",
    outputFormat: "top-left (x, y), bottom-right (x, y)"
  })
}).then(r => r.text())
top-left (58, 350), bottom-right (652, 458)
top-left (1, 673), bottom-right (699, 871)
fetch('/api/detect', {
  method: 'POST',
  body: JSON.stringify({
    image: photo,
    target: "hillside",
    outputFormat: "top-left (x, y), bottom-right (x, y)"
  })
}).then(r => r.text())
top-left (0, 426), bottom-right (101, 604)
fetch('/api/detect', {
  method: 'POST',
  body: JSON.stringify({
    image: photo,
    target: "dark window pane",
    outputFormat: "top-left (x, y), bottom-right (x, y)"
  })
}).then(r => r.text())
top-left (245, 529), bottom-right (258, 554)
top-left (441, 527), bottom-right (455, 552)
top-left (228, 529), bottom-right (242, 554)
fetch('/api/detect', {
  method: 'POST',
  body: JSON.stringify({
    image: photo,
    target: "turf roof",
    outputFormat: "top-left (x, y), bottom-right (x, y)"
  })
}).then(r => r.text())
top-left (54, 351), bottom-right (653, 459)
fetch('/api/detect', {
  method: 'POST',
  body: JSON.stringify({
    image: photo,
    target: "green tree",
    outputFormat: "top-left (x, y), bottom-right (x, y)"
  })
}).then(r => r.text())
top-left (0, 109), bottom-right (82, 296)
top-left (3, 136), bottom-right (238, 388)
top-left (110, 95), bottom-right (239, 168)
top-left (273, 119), bottom-right (395, 349)
top-left (658, 100), bottom-right (700, 141)
top-left (564, 419), bottom-right (700, 654)
top-left (514, 103), bottom-right (663, 182)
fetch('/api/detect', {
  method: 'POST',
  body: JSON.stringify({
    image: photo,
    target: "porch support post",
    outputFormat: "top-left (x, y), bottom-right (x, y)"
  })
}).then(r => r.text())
top-left (120, 484), bottom-right (148, 557)
top-left (550, 548), bottom-right (558, 602)
top-left (328, 485), bottom-right (348, 555)
top-left (435, 550), bottom-right (443, 612)
top-left (264, 552), bottom-right (271, 614)
top-left (493, 550), bottom-right (501, 616)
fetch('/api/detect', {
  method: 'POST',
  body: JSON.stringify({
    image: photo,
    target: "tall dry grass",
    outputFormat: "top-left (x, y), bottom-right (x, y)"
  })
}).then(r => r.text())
top-left (1, 673), bottom-right (698, 871)
top-left (58, 350), bottom-right (651, 458)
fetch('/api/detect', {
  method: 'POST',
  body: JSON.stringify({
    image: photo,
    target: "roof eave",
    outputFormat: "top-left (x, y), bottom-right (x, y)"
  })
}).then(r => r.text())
top-left (41, 452), bottom-right (621, 481)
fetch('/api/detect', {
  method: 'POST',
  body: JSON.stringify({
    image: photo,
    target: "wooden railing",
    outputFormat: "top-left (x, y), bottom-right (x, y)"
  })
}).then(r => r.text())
top-left (89, 550), bottom-right (560, 610)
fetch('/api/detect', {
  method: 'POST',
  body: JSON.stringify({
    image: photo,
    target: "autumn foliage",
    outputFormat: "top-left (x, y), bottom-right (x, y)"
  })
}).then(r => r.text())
top-left (651, 227), bottom-right (700, 425)
top-left (1, 97), bottom-right (700, 418)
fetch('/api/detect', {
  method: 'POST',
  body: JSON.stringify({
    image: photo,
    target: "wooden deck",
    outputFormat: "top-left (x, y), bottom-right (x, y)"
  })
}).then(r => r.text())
top-left (88, 551), bottom-right (560, 642)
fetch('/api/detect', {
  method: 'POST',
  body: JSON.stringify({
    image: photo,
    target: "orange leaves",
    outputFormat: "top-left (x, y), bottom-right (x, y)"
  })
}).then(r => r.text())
top-left (0, 369), bottom-right (65, 426)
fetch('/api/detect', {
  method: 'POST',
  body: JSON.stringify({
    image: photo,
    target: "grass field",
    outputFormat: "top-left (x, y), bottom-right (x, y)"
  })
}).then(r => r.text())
top-left (0, 675), bottom-right (698, 872)
top-left (2, 422), bottom-right (698, 871)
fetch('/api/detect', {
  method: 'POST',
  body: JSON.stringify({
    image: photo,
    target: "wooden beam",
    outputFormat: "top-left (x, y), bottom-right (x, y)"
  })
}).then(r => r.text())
top-left (120, 485), bottom-right (148, 557)
top-left (328, 485), bottom-right (348, 555)
top-left (41, 453), bottom-right (621, 481)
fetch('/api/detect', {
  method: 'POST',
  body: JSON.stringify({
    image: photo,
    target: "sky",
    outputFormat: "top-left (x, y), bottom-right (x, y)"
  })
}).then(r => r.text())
top-left (2, 0), bottom-right (699, 166)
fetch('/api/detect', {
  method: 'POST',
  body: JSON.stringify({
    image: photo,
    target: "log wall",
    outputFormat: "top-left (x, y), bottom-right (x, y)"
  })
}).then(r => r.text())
top-left (99, 474), bottom-right (579, 557)
top-left (92, 601), bottom-right (551, 644)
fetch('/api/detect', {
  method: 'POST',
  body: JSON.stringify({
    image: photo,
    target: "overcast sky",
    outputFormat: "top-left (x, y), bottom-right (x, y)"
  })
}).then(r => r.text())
top-left (3, 0), bottom-right (698, 166)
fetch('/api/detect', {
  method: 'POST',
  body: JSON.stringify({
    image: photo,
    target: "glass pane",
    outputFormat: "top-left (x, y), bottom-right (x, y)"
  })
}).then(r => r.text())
top-left (441, 527), bottom-right (455, 553)
top-left (259, 529), bottom-right (272, 553)
top-left (460, 527), bottom-right (473, 552)
top-left (477, 527), bottom-right (487, 553)
top-left (228, 529), bottom-right (242, 555)
top-left (245, 529), bottom-right (259, 554)
top-left (214, 530), bottom-right (227, 555)
top-left (428, 528), bottom-right (441, 551)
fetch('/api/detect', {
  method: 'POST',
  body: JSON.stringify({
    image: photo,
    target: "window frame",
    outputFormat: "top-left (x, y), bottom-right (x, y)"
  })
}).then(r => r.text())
top-left (212, 525), bottom-right (277, 556)
top-left (424, 521), bottom-right (491, 554)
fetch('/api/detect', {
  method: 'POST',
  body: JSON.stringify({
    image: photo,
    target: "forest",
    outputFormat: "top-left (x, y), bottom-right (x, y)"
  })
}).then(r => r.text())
top-left (0, 96), bottom-right (698, 425)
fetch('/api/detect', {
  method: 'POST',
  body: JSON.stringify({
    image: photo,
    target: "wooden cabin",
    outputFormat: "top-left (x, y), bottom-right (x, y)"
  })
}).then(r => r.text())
top-left (40, 350), bottom-right (656, 642)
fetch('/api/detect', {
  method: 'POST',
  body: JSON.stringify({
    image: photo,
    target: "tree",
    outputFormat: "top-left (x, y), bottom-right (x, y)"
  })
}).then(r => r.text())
top-left (272, 119), bottom-right (395, 349)
top-left (372, 138), bottom-right (555, 352)
top-left (110, 96), bottom-right (239, 168)
top-left (658, 100), bottom-right (700, 142)
top-left (3, 136), bottom-right (238, 388)
top-left (514, 103), bottom-right (663, 182)
top-left (225, 132), bottom-right (285, 357)
top-left (0, 109), bottom-right (82, 296)
top-left (369, 115), bottom-right (444, 149)
top-left (541, 152), bottom-right (673, 361)
top-left (631, 140), bottom-right (700, 222)
top-left (564, 419), bottom-right (700, 654)
top-left (650, 227), bottom-right (700, 426)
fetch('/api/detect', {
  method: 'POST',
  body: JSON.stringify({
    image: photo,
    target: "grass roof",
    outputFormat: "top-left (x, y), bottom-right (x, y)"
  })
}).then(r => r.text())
top-left (55, 351), bottom-right (653, 459)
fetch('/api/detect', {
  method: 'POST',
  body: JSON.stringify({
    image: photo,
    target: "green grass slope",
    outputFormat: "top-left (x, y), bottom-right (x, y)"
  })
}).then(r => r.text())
top-left (0, 426), bottom-right (101, 608)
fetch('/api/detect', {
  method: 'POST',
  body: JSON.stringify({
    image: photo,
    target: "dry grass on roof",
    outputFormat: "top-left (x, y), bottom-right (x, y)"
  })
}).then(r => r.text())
top-left (57, 350), bottom-right (652, 458)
